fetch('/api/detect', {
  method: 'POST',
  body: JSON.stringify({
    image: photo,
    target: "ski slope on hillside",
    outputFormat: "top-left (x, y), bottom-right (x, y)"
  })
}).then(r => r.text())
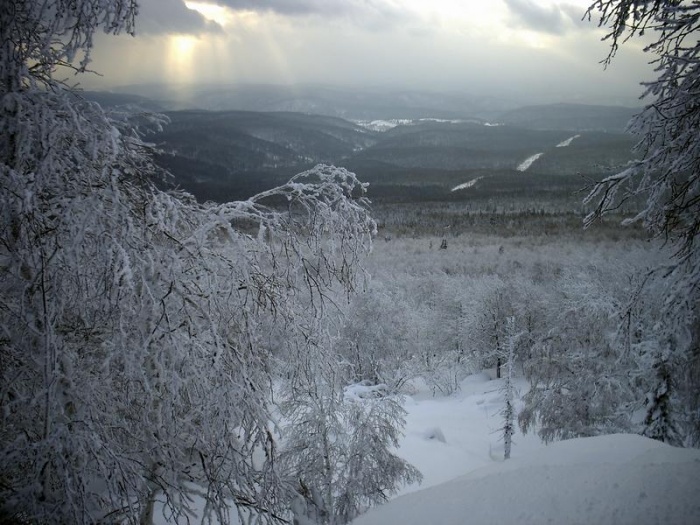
top-left (556, 134), bottom-right (581, 147)
top-left (451, 176), bottom-right (484, 192)
top-left (516, 153), bottom-right (544, 171)
top-left (514, 134), bottom-right (581, 172)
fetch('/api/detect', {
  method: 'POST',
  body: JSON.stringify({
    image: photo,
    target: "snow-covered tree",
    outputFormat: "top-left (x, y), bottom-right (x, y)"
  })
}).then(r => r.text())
top-left (0, 1), bottom-right (375, 522)
top-left (584, 0), bottom-right (700, 446)
top-left (468, 278), bottom-right (512, 379)
top-left (279, 340), bottom-right (421, 525)
top-left (519, 275), bottom-right (633, 443)
top-left (641, 340), bottom-right (683, 446)
top-left (465, 276), bottom-right (547, 380)
top-left (336, 281), bottom-right (423, 392)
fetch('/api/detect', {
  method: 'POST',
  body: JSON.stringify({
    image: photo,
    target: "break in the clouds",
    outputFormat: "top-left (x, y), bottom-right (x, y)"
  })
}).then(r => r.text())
top-left (135, 0), bottom-right (222, 34)
top-left (83, 0), bottom-right (652, 106)
top-left (504, 0), bottom-right (583, 34)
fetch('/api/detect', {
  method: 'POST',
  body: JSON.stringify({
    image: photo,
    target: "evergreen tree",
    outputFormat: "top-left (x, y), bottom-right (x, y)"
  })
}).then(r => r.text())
top-left (585, 0), bottom-right (700, 444)
top-left (642, 342), bottom-right (683, 446)
top-left (501, 317), bottom-right (517, 460)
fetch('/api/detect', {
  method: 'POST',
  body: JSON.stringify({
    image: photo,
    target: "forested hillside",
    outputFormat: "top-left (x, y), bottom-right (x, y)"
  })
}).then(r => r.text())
top-left (142, 108), bottom-right (637, 207)
top-left (498, 103), bottom-right (637, 132)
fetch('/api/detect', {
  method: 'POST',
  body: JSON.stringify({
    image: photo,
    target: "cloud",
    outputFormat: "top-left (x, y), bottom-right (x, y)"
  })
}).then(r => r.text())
top-left (135, 0), bottom-right (223, 35)
top-left (215, 0), bottom-right (358, 17)
top-left (213, 0), bottom-right (417, 28)
top-left (503, 0), bottom-right (583, 35)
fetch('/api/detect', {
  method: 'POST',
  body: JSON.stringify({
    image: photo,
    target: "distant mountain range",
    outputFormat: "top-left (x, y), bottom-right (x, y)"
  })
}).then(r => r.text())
top-left (86, 83), bottom-right (511, 120)
top-left (143, 111), bottom-right (636, 205)
top-left (83, 84), bottom-right (640, 128)
top-left (80, 87), bottom-right (640, 207)
top-left (498, 103), bottom-right (638, 133)
top-left (79, 90), bottom-right (166, 112)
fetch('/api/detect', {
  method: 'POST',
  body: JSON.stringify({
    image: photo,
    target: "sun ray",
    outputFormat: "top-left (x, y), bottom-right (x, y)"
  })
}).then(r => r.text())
top-left (166, 35), bottom-right (197, 85)
top-left (257, 19), bottom-right (297, 86)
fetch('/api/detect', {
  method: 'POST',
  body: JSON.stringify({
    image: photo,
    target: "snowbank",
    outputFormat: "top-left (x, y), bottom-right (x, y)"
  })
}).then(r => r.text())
top-left (352, 434), bottom-right (700, 525)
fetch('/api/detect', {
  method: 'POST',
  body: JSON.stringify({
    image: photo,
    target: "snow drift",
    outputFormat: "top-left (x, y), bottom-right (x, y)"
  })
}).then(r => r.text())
top-left (351, 434), bottom-right (700, 525)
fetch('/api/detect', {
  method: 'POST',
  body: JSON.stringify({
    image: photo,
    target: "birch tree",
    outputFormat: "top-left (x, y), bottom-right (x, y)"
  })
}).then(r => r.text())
top-left (279, 340), bottom-right (421, 525)
top-left (0, 1), bottom-right (375, 522)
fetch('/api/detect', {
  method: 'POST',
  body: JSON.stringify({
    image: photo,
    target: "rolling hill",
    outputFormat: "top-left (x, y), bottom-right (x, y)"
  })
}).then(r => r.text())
top-left (498, 103), bottom-right (638, 133)
top-left (142, 104), bottom-right (637, 206)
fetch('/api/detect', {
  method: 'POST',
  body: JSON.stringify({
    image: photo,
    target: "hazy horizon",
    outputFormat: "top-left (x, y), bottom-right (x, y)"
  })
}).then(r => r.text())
top-left (78, 0), bottom-right (655, 108)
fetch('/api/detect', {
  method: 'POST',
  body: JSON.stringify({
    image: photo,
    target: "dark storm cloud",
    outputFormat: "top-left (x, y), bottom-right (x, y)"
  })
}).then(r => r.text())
top-left (504, 0), bottom-right (584, 35)
top-left (135, 0), bottom-right (223, 35)
top-left (216, 0), bottom-right (356, 16)
top-left (214, 0), bottom-right (414, 27)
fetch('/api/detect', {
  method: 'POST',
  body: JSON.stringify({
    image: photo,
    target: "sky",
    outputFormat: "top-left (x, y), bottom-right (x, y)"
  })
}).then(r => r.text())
top-left (82, 0), bottom-right (655, 105)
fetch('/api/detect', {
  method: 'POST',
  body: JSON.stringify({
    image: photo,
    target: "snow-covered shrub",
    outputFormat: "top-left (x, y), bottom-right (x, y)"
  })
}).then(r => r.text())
top-left (279, 347), bottom-right (421, 525)
top-left (518, 273), bottom-right (633, 442)
top-left (335, 282), bottom-right (427, 392)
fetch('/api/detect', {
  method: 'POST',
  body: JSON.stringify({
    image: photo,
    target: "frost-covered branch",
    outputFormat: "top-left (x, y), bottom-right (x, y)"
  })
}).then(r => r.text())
top-left (1, 1), bottom-right (377, 522)
top-left (584, 1), bottom-right (700, 446)
top-left (585, 1), bottom-right (700, 272)
top-left (279, 343), bottom-right (421, 525)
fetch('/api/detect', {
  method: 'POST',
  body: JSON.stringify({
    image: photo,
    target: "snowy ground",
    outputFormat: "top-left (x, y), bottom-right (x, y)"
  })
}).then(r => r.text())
top-left (395, 372), bottom-right (543, 494)
top-left (353, 372), bottom-right (700, 525)
top-left (353, 118), bottom-right (493, 132)
top-left (155, 372), bottom-right (700, 524)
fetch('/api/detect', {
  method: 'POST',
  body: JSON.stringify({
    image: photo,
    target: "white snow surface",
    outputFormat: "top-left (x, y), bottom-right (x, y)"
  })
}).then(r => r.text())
top-left (344, 380), bottom-right (390, 400)
top-left (353, 119), bottom-right (413, 131)
top-left (154, 373), bottom-right (700, 524)
top-left (353, 432), bottom-right (700, 525)
top-left (353, 118), bottom-right (490, 132)
top-left (451, 176), bottom-right (483, 192)
top-left (351, 371), bottom-right (700, 525)
top-left (516, 153), bottom-right (544, 171)
top-left (556, 134), bottom-right (581, 147)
